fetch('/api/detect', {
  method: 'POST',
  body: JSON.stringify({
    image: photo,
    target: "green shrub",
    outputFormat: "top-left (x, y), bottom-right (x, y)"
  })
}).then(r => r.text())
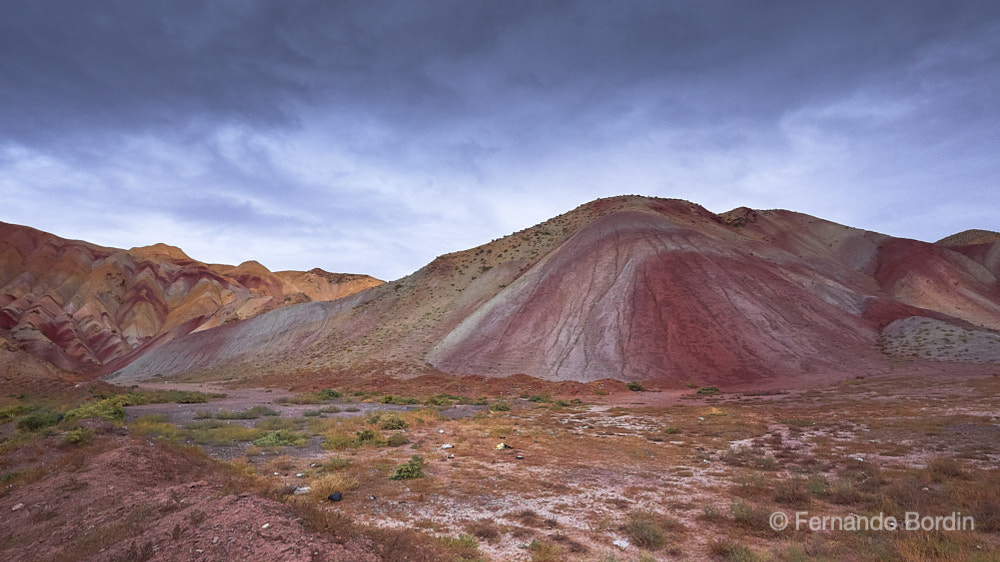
top-left (355, 428), bottom-right (379, 443)
top-left (0, 404), bottom-right (36, 421)
top-left (253, 430), bottom-right (307, 447)
top-left (17, 410), bottom-right (63, 431)
top-left (424, 393), bottom-right (460, 407)
top-left (319, 406), bottom-right (341, 414)
top-left (369, 412), bottom-right (408, 430)
top-left (697, 386), bottom-right (721, 395)
top-left (64, 396), bottom-right (128, 423)
top-left (380, 395), bottom-right (420, 405)
top-left (390, 455), bottom-right (426, 480)
top-left (626, 382), bottom-right (644, 392)
top-left (489, 400), bottom-right (511, 412)
top-left (63, 427), bottom-right (94, 445)
top-left (303, 410), bottom-right (322, 417)
top-left (472, 397), bottom-right (489, 406)
top-left (527, 395), bottom-right (552, 403)
top-left (664, 426), bottom-right (681, 434)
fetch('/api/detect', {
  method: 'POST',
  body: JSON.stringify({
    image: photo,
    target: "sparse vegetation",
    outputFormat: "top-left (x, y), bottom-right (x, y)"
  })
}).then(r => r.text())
top-left (390, 455), bottom-right (426, 480)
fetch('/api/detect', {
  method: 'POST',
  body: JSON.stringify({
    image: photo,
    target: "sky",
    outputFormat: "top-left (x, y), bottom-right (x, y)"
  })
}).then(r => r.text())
top-left (1, 1), bottom-right (998, 280)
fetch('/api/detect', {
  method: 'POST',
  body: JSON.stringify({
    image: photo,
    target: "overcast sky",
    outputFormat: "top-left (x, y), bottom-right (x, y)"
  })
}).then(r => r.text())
top-left (1, 1), bottom-right (998, 280)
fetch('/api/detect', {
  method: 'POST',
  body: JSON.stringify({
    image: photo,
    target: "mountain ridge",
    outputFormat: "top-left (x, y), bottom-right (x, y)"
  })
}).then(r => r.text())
top-left (106, 196), bottom-right (1000, 386)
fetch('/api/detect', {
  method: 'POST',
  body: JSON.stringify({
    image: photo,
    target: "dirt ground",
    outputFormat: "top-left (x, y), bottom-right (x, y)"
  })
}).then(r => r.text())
top-left (3, 361), bottom-right (1000, 561)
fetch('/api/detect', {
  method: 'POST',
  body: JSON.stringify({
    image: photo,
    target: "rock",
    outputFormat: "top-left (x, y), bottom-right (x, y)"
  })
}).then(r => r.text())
top-left (441, 443), bottom-right (454, 449)
top-left (328, 492), bottom-right (343, 502)
top-left (438, 429), bottom-right (444, 434)
top-left (262, 523), bottom-right (271, 529)
top-left (293, 487), bottom-right (312, 495)
top-left (612, 537), bottom-right (630, 550)
top-left (368, 495), bottom-right (376, 501)
top-left (11, 503), bottom-right (24, 511)
top-left (516, 453), bottom-right (524, 460)
top-left (295, 473), bottom-right (305, 478)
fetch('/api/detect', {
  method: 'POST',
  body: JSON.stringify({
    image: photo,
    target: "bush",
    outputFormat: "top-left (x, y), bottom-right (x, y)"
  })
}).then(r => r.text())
top-left (697, 386), bottom-right (721, 395)
top-left (17, 410), bottom-right (63, 431)
top-left (527, 395), bottom-right (552, 403)
top-left (626, 382), bottom-right (644, 392)
top-left (380, 395), bottom-right (420, 405)
top-left (664, 426), bottom-right (681, 434)
top-left (215, 406), bottom-right (279, 419)
top-left (64, 396), bottom-right (129, 423)
top-left (303, 410), bottom-right (322, 417)
top-left (253, 430), bottom-right (307, 447)
top-left (63, 427), bottom-right (94, 445)
top-left (369, 412), bottom-right (408, 430)
top-left (387, 433), bottom-right (409, 447)
top-left (390, 455), bottom-right (426, 480)
top-left (323, 456), bottom-right (352, 471)
top-left (424, 393), bottom-right (460, 407)
top-left (625, 511), bottom-right (667, 549)
top-left (489, 400), bottom-right (511, 412)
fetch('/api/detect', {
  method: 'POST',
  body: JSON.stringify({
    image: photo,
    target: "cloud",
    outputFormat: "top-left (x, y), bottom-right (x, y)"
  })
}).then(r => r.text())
top-left (1, 1), bottom-right (999, 279)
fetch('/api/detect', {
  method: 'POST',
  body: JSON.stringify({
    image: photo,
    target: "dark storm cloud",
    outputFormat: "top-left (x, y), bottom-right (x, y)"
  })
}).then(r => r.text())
top-left (1, 1), bottom-right (998, 278)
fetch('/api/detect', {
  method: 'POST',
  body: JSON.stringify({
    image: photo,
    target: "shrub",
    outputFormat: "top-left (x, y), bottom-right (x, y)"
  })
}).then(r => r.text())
top-left (664, 426), bottom-right (681, 434)
top-left (626, 382), bottom-right (644, 391)
top-left (489, 400), bottom-right (511, 412)
top-left (63, 427), bottom-right (94, 445)
top-left (303, 410), bottom-right (322, 417)
top-left (708, 539), bottom-right (758, 561)
top-left (387, 433), bottom-right (409, 447)
top-left (17, 410), bottom-right (63, 431)
top-left (215, 406), bottom-right (279, 419)
top-left (625, 511), bottom-right (667, 549)
top-left (472, 397), bottom-right (489, 406)
top-left (424, 393), bottom-right (460, 407)
top-left (380, 395), bottom-right (420, 405)
top-left (390, 455), bottom-right (426, 480)
top-left (697, 386), bottom-right (721, 395)
top-left (253, 430), bottom-right (307, 447)
top-left (928, 458), bottom-right (963, 481)
top-left (527, 395), bottom-right (552, 403)
top-left (324, 456), bottom-right (352, 471)
top-left (319, 406), bottom-right (341, 414)
top-left (309, 473), bottom-right (360, 500)
top-left (369, 412), bottom-right (408, 430)
top-left (64, 396), bottom-right (129, 423)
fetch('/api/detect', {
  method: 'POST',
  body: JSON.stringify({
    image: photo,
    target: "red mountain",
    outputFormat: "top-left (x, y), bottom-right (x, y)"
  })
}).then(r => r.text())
top-left (0, 221), bottom-right (382, 377)
top-left (105, 196), bottom-right (1000, 387)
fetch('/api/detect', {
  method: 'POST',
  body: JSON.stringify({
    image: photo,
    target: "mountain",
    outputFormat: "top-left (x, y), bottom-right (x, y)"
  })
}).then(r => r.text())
top-left (0, 221), bottom-right (382, 376)
top-left (107, 196), bottom-right (1000, 387)
top-left (936, 229), bottom-right (1000, 247)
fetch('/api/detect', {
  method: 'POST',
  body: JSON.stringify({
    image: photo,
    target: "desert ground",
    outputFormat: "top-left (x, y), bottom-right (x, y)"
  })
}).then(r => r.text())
top-left (3, 361), bottom-right (999, 561)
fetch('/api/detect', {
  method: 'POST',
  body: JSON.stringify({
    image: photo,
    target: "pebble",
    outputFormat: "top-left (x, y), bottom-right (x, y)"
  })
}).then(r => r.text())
top-left (262, 523), bottom-right (270, 529)
top-left (295, 473), bottom-right (305, 478)
top-left (11, 503), bottom-right (23, 511)
top-left (441, 443), bottom-right (454, 449)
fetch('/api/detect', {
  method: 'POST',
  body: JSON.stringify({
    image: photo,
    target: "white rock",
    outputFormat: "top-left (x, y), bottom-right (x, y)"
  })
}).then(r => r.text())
top-left (11, 503), bottom-right (24, 511)
top-left (296, 473), bottom-right (305, 478)
top-left (612, 537), bottom-right (630, 550)
top-left (438, 429), bottom-right (445, 434)
top-left (293, 487), bottom-right (312, 495)
top-left (262, 523), bottom-right (271, 529)
top-left (441, 444), bottom-right (454, 449)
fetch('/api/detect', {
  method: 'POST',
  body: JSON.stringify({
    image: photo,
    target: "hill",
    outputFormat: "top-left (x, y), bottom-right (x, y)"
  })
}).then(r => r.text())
top-left (107, 196), bottom-right (1000, 387)
top-left (0, 221), bottom-right (382, 377)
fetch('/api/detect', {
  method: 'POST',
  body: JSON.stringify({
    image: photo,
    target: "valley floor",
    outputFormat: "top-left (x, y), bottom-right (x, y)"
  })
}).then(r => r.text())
top-left (2, 362), bottom-right (1000, 561)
